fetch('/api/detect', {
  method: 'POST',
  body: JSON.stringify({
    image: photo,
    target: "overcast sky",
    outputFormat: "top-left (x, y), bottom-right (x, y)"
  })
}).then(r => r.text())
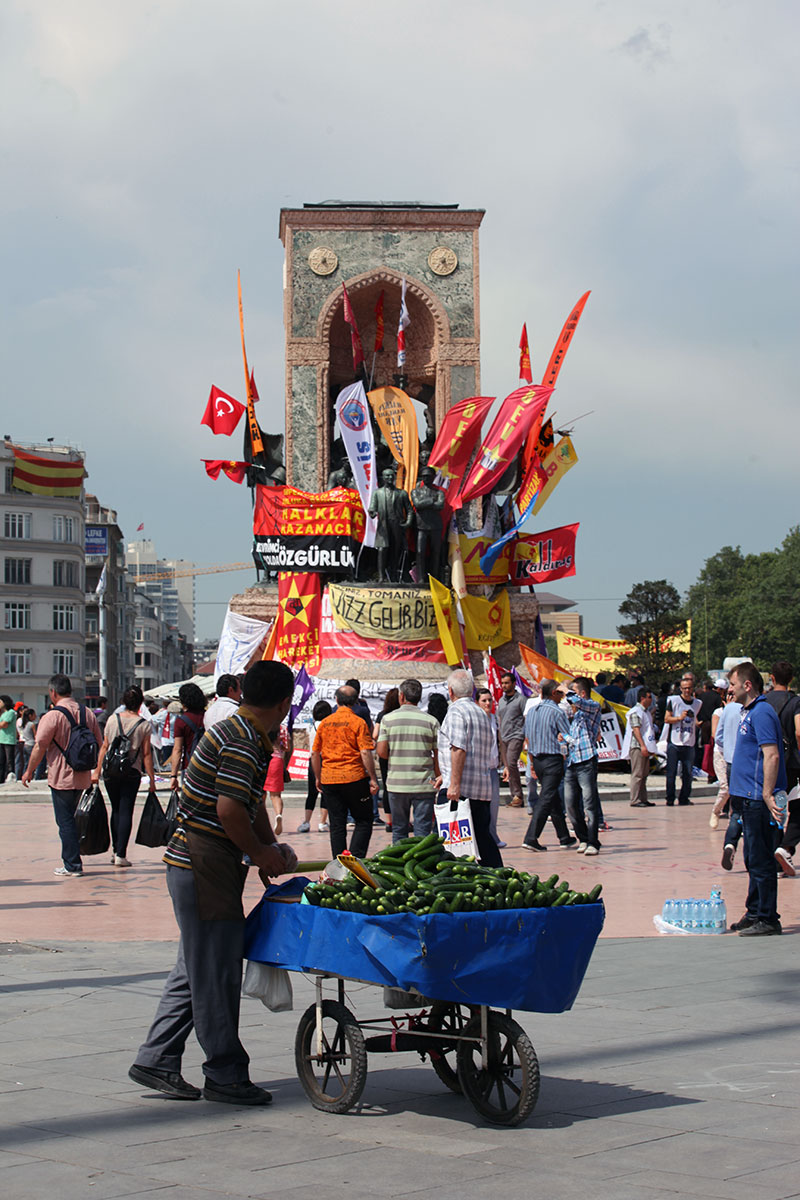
top-left (3, 1), bottom-right (798, 653)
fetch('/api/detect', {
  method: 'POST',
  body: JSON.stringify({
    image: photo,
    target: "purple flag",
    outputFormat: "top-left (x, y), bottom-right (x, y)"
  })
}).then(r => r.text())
top-left (288, 665), bottom-right (315, 734)
top-left (511, 666), bottom-right (533, 698)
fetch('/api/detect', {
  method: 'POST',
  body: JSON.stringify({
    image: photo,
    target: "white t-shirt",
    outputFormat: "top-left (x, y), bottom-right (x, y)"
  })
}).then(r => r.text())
top-left (666, 696), bottom-right (702, 748)
top-left (204, 695), bottom-right (240, 730)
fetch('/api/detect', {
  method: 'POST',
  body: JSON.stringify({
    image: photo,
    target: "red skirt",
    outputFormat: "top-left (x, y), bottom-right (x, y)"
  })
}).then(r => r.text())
top-left (265, 752), bottom-right (285, 793)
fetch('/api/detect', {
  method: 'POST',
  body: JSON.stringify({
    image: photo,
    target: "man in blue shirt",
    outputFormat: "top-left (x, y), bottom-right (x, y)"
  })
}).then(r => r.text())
top-left (562, 677), bottom-right (603, 856)
top-left (522, 679), bottom-right (575, 852)
top-left (727, 661), bottom-right (787, 936)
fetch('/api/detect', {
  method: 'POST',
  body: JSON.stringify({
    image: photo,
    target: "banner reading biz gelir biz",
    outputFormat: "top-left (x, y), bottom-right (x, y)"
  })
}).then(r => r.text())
top-left (253, 485), bottom-right (365, 574)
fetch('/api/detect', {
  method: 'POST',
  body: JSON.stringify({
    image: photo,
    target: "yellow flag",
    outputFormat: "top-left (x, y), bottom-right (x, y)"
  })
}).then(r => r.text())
top-left (429, 576), bottom-right (464, 665)
top-left (531, 435), bottom-right (578, 516)
top-left (448, 522), bottom-right (468, 599)
top-left (367, 386), bottom-right (419, 496)
top-left (462, 591), bottom-right (512, 651)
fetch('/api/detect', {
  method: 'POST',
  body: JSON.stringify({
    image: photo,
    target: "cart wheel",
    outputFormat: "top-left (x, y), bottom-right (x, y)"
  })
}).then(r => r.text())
top-left (456, 1012), bottom-right (540, 1126)
top-left (426, 1002), bottom-right (471, 1094)
top-left (295, 1000), bottom-right (367, 1114)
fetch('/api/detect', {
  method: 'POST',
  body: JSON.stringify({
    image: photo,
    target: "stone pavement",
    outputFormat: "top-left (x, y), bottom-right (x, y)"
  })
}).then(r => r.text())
top-left (2, 937), bottom-right (800, 1199)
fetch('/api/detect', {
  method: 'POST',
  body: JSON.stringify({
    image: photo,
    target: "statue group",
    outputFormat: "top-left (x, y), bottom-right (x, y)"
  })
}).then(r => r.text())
top-left (366, 465), bottom-right (446, 586)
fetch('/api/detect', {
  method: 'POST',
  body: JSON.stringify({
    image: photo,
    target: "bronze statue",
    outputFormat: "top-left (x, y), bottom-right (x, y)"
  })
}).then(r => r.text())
top-left (368, 467), bottom-right (413, 582)
top-left (411, 466), bottom-right (446, 584)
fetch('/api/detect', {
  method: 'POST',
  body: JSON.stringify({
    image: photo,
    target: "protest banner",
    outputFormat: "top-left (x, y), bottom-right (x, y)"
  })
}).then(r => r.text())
top-left (556, 623), bottom-right (692, 676)
top-left (319, 589), bottom-right (447, 663)
top-left (458, 523), bottom-right (578, 587)
top-left (596, 711), bottom-right (623, 763)
top-left (328, 584), bottom-right (437, 642)
top-left (367, 386), bottom-right (419, 495)
top-left (253, 484), bottom-right (365, 574)
top-left (274, 573), bottom-right (321, 672)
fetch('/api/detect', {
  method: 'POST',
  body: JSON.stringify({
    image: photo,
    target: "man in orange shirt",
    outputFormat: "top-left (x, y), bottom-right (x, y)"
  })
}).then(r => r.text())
top-left (311, 686), bottom-right (379, 858)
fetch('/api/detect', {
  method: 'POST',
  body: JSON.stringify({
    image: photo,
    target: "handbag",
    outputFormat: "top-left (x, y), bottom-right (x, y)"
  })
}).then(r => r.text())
top-left (163, 790), bottom-right (180, 844)
top-left (433, 795), bottom-right (476, 859)
top-left (75, 785), bottom-right (111, 856)
top-left (135, 789), bottom-right (171, 848)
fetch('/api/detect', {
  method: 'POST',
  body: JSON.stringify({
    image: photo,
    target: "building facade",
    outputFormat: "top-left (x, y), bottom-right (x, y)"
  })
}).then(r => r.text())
top-left (84, 494), bottom-right (136, 707)
top-left (126, 539), bottom-right (196, 645)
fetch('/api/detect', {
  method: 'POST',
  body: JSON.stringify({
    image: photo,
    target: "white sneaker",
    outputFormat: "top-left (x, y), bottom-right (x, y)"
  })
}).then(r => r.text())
top-left (577, 842), bottom-right (588, 853)
top-left (114, 855), bottom-right (131, 867)
top-left (54, 866), bottom-right (83, 877)
top-left (6, 772), bottom-right (16, 782)
top-left (583, 845), bottom-right (599, 856)
top-left (775, 847), bottom-right (796, 877)
top-left (318, 822), bottom-right (329, 832)
top-left (297, 821), bottom-right (311, 833)
top-left (709, 811), bottom-right (720, 829)
top-left (273, 814), bottom-right (282, 836)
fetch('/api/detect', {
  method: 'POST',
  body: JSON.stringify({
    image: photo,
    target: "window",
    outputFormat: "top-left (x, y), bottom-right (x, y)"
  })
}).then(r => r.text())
top-left (135, 651), bottom-right (142, 666)
top-left (53, 560), bottom-right (79, 588)
top-left (136, 628), bottom-right (143, 641)
top-left (53, 604), bottom-right (76, 632)
top-left (85, 615), bottom-right (98, 635)
top-left (143, 628), bottom-right (152, 642)
top-left (52, 648), bottom-right (75, 675)
top-left (53, 516), bottom-right (75, 543)
top-left (4, 602), bottom-right (31, 630)
top-left (85, 653), bottom-right (98, 674)
top-left (144, 652), bottom-right (152, 666)
top-left (5, 648), bottom-right (31, 675)
top-left (5, 558), bottom-right (31, 584)
top-left (4, 512), bottom-right (31, 539)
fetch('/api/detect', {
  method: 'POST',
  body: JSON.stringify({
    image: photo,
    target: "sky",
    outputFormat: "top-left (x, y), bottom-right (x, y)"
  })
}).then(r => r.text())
top-left (3, 1), bottom-right (798, 650)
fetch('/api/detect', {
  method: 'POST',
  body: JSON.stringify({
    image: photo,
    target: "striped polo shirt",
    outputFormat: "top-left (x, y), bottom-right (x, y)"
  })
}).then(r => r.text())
top-left (379, 705), bottom-right (440, 793)
top-left (163, 707), bottom-right (273, 870)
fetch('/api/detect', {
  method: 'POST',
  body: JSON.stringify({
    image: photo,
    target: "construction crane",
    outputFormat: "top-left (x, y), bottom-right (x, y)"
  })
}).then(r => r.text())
top-left (128, 561), bottom-right (253, 584)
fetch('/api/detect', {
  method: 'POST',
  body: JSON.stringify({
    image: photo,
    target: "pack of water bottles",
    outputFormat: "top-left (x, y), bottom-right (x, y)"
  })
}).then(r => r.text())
top-left (655, 888), bottom-right (727, 934)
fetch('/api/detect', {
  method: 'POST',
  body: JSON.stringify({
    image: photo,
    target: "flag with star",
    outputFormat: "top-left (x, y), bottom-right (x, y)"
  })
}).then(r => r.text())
top-left (274, 573), bottom-right (322, 671)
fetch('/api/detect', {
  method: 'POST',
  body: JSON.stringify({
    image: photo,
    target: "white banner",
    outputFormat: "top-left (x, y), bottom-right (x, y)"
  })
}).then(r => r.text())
top-left (335, 382), bottom-right (377, 548)
top-left (596, 711), bottom-right (623, 763)
top-left (214, 606), bottom-right (271, 685)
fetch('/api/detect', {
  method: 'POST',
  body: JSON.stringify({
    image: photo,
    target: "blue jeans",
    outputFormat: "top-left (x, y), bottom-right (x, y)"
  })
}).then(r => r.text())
top-left (564, 758), bottom-right (600, 848)
top-left (666, 744), bottom-right (694, 804)
top-left (51, 787), bottom-right (83, 872)
top-left (738, 795), bottom-right (780, 925)
top-left (387, 790), bottom-right (434, 843)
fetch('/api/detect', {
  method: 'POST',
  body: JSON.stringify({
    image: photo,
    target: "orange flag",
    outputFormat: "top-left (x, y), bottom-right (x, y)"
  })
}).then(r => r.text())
top-left (518, 642), bottom-right (575, 687)
top-left (238, 271), bottom-right (264, 459)
top-left (367, 385), bottom-right (419, 495)
top-left (541, 291), bottom-right (590, 390)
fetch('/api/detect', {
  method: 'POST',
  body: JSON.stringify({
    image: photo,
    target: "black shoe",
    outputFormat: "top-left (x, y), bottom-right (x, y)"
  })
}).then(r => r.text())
top-left (129, 1064), bottom-right (201, 1100)
top-left (523, 840), bottom-right (547, 852)
top-left (721, 844), bottom-right (736, 871)
top-left (678, 801), bottom-right (694, 806)
top-left (203, 1079), bottom-right (272, 1105)
top-left (372, 816), bottom-right (385, 826)
top-left (729, 913), bottom-right (757, 932)
top-left (630, 801), bottom-right (650, 808)
top-left (738, 919), bottom-right (782, 937)
top-left (665, 802), bottom-right (674, 807)
top-left (560, 837), bottom-right (578, 848)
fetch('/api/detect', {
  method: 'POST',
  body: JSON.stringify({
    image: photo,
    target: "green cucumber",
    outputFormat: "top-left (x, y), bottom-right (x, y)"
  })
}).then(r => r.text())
top-left (588, 883), bottom-right (603, 902)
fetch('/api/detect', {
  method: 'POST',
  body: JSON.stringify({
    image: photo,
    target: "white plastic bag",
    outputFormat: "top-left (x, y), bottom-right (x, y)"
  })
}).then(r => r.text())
top-left (242, 960), bottom-right (294, 1011)
top-left (433, 796), bottom-right (476, 858)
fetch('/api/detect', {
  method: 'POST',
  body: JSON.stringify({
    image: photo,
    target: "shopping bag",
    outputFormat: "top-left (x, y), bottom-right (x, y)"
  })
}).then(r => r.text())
top-left (242, 960), bottom-right (294, 1011)
top-left (135, 789), bottom-right (170, 848)
top-left (75, 786), bottom-right (111, 856)
top-left (163, 790), bottom-right (180, 844)
top-left (433, 796), bottom-right (476, 859)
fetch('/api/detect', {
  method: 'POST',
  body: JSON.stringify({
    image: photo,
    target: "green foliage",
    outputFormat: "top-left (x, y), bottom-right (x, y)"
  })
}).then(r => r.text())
top-left (544, 635), bottom-right (559, 664)
top-left (616, 580), bottom-right (690, 686)
top-left (684, 528), bottom-right (800, 673)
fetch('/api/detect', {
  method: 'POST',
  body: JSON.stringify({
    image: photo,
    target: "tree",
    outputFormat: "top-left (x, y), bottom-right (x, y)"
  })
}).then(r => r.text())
top-left (544, 635), bottom-right (559, 664)
top-left (617, 580), bottom-right (689, 686)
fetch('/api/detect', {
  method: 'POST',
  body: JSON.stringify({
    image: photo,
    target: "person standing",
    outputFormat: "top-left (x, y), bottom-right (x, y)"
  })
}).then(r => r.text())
top-left (727, 661), bottom-right (787, 936)
top-left (663, 672), bottom-right (702, 806)
top-left (476, 688), bottom-right (506, 849)
top-left (204, 675), bottom-right (242, 729)
top-left (92, 685), bottom-right (156, 867)
top-left (562, 677), bottom-right (603, 854)
top-left (20, 674), bottom-right (101, 876)
top-left (296, 700), bottom-right (331, 834)
top-left (0, 696), bottom-right (17, 782)
top-left (715, 685), bottom-right (744, 869)
top-left (522, 679), bottom-right (574, 852)
top-left (762, 661), bottom-right (800, 877)
top-left (377, 678), bottom-right (441, 843)
top-left (622, 688), bottom-right (656, 808)
top-left (129, 661), bottom-right (298, 1104)
top-left (311, 686), bottom-right (379, 859)
top-left (437, 669), bottom-right (502, 867)
top-left (496, 672), bottom-right (526, 807)
top-left (169, 684), bottom-right (207, 793)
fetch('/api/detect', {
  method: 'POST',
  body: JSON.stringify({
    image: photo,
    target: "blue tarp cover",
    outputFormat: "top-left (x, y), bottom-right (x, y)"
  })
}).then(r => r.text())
top-left (244, 880), bottom-right (604, 1013)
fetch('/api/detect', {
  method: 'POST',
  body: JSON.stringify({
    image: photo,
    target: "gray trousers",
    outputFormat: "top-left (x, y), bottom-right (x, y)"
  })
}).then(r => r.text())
top-left (499, 736), bottom-right (524, 801)
top-left (387, 790), bottom-right (434, 843)
top-left (135, 865), bottom-right (249, 1085)
top-left (629, 745), bottom-right (650, 805)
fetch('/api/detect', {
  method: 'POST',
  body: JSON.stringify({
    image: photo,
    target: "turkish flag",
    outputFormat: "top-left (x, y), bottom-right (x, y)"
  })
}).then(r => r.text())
top-left (200, 386), bottom-right (246, 436)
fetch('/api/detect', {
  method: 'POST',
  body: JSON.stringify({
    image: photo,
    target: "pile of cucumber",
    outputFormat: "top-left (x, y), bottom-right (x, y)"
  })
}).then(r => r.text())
top-left (303, 832), bottom-right (602, 915)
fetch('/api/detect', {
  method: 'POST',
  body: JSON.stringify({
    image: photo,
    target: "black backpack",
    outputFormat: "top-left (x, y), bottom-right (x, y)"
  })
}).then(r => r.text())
top-left (103, 714), bottom-right (145, 781)
top-left (53, 704), bottom-right (99, 772)
top-left (768, 692), bottom-right (800, 771)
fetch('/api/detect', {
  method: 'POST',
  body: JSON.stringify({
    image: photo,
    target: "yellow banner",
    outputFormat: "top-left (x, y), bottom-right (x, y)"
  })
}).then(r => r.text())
top-left (429, 576), bottom-right (464, 665)
top-left (556, 622), bottom-right (692, 676)
top-left (367, 386), bottom-right (419, 496)
top-left (462, 591), bottom-right (512, 651)
top-left (328, 584), bottom-right (437, 641)
top-left (531, 435), bottom-right (578, 516)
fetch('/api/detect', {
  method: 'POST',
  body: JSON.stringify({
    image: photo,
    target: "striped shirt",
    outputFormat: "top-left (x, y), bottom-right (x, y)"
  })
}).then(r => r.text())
top-left (438, 697), bottom-right (493, 802)
top-left (163, 707), bottom-right (273, 870)
top-left (525, 698), bottom-right (570, 757)
top-left (379, 705), bottom-right (440, 793)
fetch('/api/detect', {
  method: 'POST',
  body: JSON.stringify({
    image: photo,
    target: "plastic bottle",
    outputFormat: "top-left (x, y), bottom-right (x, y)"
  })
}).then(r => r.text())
top-left (689, 898), bottom-right (700, 931)
top-left (672, 898), bottom-right (683, 929)
top-left (661, 898), bottom-right (672, 924)
top-left (773, 789), bottom-right (788, 829)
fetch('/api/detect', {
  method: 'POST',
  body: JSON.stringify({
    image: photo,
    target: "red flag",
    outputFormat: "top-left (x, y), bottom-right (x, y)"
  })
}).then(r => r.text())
top-left (136, 522), bottom-right (144, 531)
top-left (274, 572), bottom-right (322, 671)
top-left (11, 447), bottom-right (85, 497)
top-left (428, 395), bottom-right (495, 480)
top-left (541, 291), bottom-right (590, 390)
top-left (374, 290), bottom-right (385, 353)
top-left (200, 386), bottom-right (246, 436)
top-left (484, 652), bottom-right (504, 702)
top-left (203, 459), bottom-right (247, 483)
top-left (518, 323), bottom-right (532, 383)
top-left (397, 278), bottom-right (410, 367)
top-left (249, 368), bottom-right (259, 402)
top-left (454, 385), bottom-right (552, 509)
top-left (342, 283), bottom-right (365, 371)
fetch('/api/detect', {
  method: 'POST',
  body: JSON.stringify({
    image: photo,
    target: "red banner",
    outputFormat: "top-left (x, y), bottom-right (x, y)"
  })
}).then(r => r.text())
top-left (253, 485), bottom-right (365, 574)
top-left (428, 395), bottom-right (494, 480)
top-left (509, 523), bottom-right (579, 586)
top-left (203, 459), bottom-right (247, 483)
top-left (455, 384), bottom-right (552, 508)
top-left (275, 573), bottom-right (321, 671)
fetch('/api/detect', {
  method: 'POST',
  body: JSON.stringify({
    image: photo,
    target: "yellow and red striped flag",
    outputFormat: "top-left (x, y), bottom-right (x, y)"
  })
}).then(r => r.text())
top-left (11, 447), bottom-right (85, 497)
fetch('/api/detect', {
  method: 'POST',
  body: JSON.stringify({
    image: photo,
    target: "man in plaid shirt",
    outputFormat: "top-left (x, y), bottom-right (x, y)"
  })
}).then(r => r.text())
top-left (563, 677), bottom-right (603, 856)
top-left (438, 669), bottom-right (502, 867)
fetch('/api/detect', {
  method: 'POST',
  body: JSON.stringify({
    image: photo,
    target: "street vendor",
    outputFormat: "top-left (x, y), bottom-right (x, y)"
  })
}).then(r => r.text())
top-left (129, 661), bottom-right (298, 1107)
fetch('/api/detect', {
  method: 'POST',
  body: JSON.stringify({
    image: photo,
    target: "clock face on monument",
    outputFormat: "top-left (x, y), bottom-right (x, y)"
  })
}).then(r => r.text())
top-left (308, 247), bottom-right (339, 276)
top-left (428, 246), bottom-right (458, 276)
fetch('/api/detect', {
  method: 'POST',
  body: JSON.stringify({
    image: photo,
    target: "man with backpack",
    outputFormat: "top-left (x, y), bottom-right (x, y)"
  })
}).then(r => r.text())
top-left (763, 661), bottom-right (800, 877)
top-left (21, 674), bottom-right (102, 877)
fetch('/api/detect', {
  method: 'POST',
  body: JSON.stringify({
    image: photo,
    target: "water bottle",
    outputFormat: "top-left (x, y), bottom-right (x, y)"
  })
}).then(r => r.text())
top-left (664, 899), bottom-right (678, 927)
top-left (689, 898), bottom-right (700, 931)
top-left (701, 899), bottom-right (712, 932)
top-left (661, 898), bottom-right (672, 924)
top-left (773, 789), bottom-right (788, 829)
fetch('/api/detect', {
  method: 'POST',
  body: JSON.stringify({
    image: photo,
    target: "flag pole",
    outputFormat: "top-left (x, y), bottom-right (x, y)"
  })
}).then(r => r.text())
top-left (368, 352), bottom-right (377, 391)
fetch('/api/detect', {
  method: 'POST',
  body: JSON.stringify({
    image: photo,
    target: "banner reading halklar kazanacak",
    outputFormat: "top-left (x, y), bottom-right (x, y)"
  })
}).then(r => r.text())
top-left (252, 485), bottom-right (365, 574)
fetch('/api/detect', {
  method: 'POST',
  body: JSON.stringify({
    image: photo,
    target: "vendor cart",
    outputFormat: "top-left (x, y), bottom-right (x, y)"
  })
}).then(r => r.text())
top-left (245, 880), bottom-right (604, 1127)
